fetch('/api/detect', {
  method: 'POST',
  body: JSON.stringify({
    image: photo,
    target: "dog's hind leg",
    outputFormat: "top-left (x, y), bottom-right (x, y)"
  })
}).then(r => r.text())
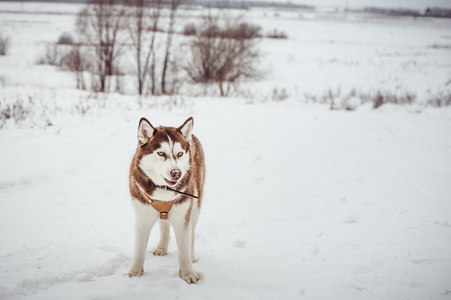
top-left (172, 218), bottom-right (199, 284)
top-left (190, 207), bottom-right (200, 263)
top-left (153, 219), bottom-right (170, 256)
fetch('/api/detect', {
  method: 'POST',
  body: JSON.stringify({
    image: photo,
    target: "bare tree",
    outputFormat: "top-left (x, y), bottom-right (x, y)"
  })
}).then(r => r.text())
top-left (161, 0), bottom-right (182, 95)
top-left (61, 45), bottom-right (89, 90)
top-left (76, 0), bottom-right (127, 92)
top-left (185, 10), bottom-right (261, 96)
top-left (127, 0), bottom-right (163, 95)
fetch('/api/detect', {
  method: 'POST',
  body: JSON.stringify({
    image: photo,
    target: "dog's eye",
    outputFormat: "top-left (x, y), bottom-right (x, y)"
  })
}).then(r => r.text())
top-left (177, 152), bottom-right (184, 157)
top-left (157, 152), bottom-right (165, 157)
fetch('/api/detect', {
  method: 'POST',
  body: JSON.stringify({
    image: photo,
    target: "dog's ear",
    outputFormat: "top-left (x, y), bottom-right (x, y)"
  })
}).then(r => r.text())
top-left (178, 117), bottom-right (194, 142)
top-left (137, 118), bottom-right (155, 146)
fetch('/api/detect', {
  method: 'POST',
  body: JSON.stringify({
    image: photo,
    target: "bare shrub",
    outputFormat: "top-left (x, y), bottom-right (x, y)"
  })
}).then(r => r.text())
top-left (372, 92), bottom-right (384, 109)
top-left (73, 98), bottom-right (92, 117)
top-left (185, 10), bottom-right (261, 96)
top-left (190, 21), bottom-right (261, 39)
top-left (76, 0), bottom-right (127, 93)
top-left (37, 43), bottom-right (63, 66)
top-left (371, 90), bottom-right (416, 109)
top-left (323, 88), bottom-right (341, 110)
top-left (430, 44), bottom-right (451, 49)
top-left (333, 89), bottom-right (416, 109)
top-left (183, 23), bottom-right (197, 36)
top-left (0, 33), bottom-right (10, 56)
top-left (302, 88), bottom-right (417, 110)
top-left (61, 46), bottom-right (90, 90)
top-left (272, 88), bottom-right (289, 101)
top-left (57, 32), bottom-right (75, 45)
top-left (426, 90), bottom-right (451, 107)
top-left (267, 28), bottom-right (288, 39)
top-left (38, 33), bottom-right (76, 66)
top-left (219, 23), bottom-right (262, 39)
top-left (0, 97), bottom-right (31, 129)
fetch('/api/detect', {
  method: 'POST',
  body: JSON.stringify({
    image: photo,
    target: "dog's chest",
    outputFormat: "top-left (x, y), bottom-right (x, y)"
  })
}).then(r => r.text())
top-left (150, 188), bottom-right (179, 201)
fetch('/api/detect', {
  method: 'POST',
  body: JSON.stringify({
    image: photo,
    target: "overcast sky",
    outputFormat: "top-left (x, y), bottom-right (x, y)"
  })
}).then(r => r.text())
top-left (295, 0), bottom-right (451, 10)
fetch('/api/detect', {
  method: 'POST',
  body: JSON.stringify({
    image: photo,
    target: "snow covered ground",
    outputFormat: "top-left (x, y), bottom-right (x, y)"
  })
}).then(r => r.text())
top-left (1, 2), bottom-right (451, 300)
top-left (1, 101), bottom-right (451, 300)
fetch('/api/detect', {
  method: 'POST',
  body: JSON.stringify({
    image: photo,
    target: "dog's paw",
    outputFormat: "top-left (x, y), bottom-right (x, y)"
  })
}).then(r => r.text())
top-left (152, 249), bottom-right (168, 256)
top-left (128, 267), bottom-right (143, 278)
top-left (180, 270), bottom-right (200, 284)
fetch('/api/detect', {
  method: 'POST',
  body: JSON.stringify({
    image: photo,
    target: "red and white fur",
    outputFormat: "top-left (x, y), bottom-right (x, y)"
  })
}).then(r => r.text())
top-left (128, 117), bottom-right (205, 284)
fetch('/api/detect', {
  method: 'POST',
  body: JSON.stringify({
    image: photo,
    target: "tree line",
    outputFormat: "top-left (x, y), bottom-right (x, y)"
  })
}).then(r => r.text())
top-left (56, 0), bottom-right (261, 97)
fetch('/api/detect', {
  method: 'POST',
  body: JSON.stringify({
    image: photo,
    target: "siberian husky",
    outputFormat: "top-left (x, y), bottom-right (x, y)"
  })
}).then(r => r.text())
top-left (128, 117), bottom-right (205, 284)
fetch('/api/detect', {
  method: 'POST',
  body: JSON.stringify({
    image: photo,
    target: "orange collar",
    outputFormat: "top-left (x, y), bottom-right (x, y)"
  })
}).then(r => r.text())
top-left (137, 184), bottom-right (174, 220)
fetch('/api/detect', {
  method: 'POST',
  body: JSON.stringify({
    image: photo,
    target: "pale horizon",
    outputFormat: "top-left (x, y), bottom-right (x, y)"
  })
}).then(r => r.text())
top-left (290, 0), bottom-right (451, 10)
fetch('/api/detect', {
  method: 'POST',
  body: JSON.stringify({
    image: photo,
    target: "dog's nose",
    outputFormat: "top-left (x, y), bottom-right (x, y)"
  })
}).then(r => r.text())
top-left (170, 169), bottom-right (181, 181)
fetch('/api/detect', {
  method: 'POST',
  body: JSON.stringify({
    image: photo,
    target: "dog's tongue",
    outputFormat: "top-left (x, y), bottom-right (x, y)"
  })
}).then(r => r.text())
top-left (165, 178), bottom-right (177, 186)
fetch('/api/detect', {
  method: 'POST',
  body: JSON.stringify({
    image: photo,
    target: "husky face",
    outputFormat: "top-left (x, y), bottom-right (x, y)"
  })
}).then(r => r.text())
top-left (137, 118), bottom-right (193, 187)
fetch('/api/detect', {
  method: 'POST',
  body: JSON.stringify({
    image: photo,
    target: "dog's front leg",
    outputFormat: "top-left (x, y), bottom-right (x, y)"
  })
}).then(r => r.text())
top-left (153, 219), bottom-right (170, 256)
top-left (171, 218), bottom-right (199, 284)
top-left (128, 212), bottom-right (155, 277)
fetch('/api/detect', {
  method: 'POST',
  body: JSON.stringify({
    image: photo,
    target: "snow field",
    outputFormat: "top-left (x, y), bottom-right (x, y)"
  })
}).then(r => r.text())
top-left (1, 100), bottom-right (451, 299)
